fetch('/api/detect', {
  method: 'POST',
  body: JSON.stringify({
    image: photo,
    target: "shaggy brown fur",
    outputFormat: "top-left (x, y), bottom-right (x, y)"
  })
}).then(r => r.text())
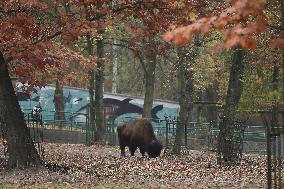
top-left (117, 119), bottom-right (163, 158)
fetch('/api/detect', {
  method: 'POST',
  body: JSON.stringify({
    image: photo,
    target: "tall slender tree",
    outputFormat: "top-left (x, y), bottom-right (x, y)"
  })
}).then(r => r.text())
top-left (94, 1), bottom-right (106, 141)
top-left (173, 35), bottom-right (201, 154)
top-left (280, 0), bottom-right (284, 127)
top-left (217, 47), bottom-right (246, 162)
top-left (119, 1), bottom-right (189, 118)
top-left (86, 33), bottom-right (96, 144)
top-left (112, 40), bottom-right (119, 94)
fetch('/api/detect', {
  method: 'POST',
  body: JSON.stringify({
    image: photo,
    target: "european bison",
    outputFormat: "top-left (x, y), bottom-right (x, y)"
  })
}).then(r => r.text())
top-left (117, 119), bottom-right (163, 158)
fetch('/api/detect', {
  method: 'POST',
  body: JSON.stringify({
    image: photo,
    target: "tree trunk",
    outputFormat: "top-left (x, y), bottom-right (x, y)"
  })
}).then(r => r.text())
top-left (173, 37), bottom-right (199, 154)
top-left (173, 48), bottom-right (187, 154)
top-left (217, 47), bottom-right (245, 163)
top-left (0, 52), bottom-right (41, 168)
top-left (143, 57), bottom-right (157, 118)
top-left (112, 39), bottom-right (118, 94)
top-left (95, 2), bottom-right (105, 141)
top-left (54, 80), bottom-right (65, 124)
top-left (88, 70), bottom-right (95, 144)
top-left (173, 62), bottom-right (194, 154)
top-left (269, 64), bottom-right (280, 188)
top-left (280, 0), bottom-right (284, 128)
top-left (111, 0), bottom-right (118, 94)
top-left (86, 33), bottom-right (95, 144)
top-left (95, 38), bottom-right (105, 141)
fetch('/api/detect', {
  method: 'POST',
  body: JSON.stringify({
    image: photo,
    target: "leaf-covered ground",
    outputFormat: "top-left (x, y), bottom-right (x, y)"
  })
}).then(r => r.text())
top-left (0, 143), bottom-right (266, 188)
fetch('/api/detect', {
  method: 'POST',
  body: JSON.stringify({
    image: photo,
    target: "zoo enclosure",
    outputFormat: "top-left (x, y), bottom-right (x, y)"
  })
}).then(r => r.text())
top-left (19, 107), bottom-right (270, 155)
top-left (2, 107), bottom-right (281, 189)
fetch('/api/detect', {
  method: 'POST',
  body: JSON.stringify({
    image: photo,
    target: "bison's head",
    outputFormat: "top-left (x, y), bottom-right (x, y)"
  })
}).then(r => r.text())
top-left (147, 140), bottom-right (163, 158)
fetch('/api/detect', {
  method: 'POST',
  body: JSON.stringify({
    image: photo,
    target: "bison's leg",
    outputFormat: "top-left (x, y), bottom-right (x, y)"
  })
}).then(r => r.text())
top-left (129, 145), bottom-right (137, 156)
top-left (139, 147), bottom-right (145, 156)
top-left (120, 144), bottom-right (126, 157)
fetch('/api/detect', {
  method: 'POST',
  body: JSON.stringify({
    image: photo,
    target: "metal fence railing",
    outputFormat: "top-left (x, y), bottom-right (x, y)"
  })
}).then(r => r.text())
top-left (20, 108), bottom-right (270, 155)
top-left (22, 109), bottom-right (89, 132)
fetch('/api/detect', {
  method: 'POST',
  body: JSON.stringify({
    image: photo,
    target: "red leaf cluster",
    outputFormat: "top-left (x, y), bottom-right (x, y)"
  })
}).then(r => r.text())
top-left (0, 0), bottom-right (97, 85)
top-left (164, 0), bottom-right (268, 50)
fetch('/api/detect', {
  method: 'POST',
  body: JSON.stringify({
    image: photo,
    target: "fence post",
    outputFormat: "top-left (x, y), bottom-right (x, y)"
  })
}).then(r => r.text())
top-left (184, 122), bottom-right (187, 148)
top-left (165, 117), bottom-right (169, 149)
top-left (193, 122), bottom-right (196, 150)
top-left (111, 116), bottom-right (116, 145)
top-left (267, 123), bottom-right (272, 189)
top-left (86, 105), bottom-right (90, 145)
